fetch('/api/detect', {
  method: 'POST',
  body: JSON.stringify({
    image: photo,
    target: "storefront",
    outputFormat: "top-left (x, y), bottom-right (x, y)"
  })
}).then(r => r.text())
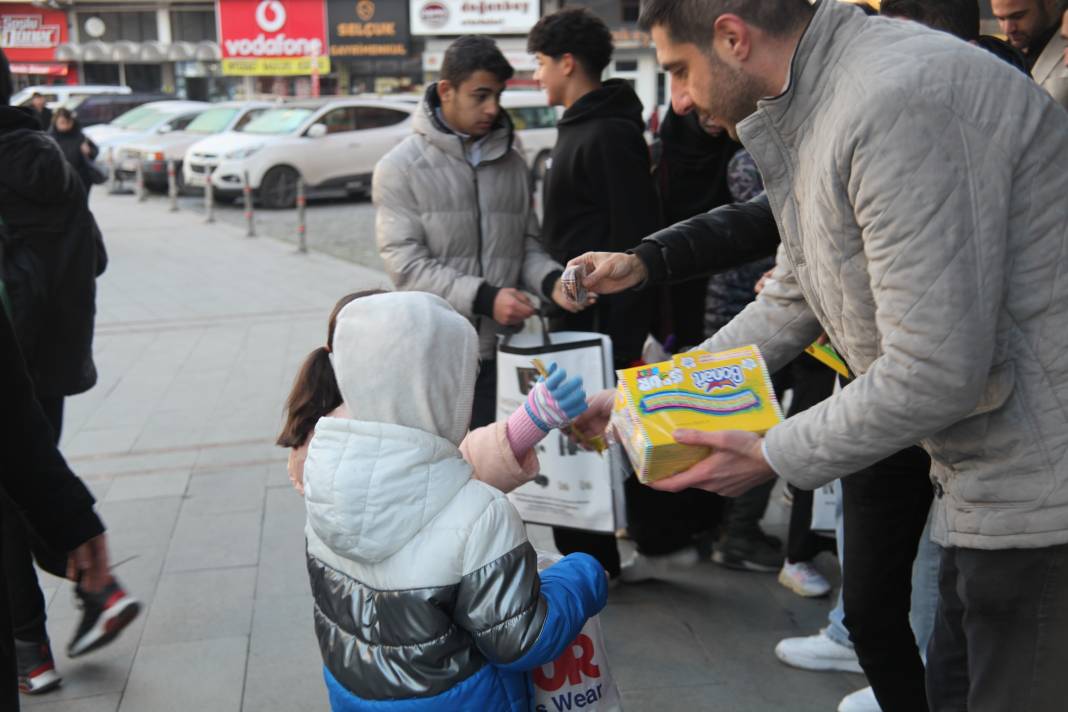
top-left (1, 4), bottom-right (74, 90)
top-left (410, 0), bottom-right (542, 85)
top-left (327, 0), bottom-right (420, 94)
top-left (217, 0), bottom-right (332, 97)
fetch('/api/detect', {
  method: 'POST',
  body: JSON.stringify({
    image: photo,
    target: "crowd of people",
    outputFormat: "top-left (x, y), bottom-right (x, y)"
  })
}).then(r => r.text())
top-left (3, 0), bottom-right (1068, 710)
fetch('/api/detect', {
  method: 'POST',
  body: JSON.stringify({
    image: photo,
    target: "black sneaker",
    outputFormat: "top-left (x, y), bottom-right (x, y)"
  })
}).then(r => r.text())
top-left (712, 532), bottom-right (784, 573)
top-left (15, 637), bottom-right (62, 695)
top-left (67, 580), bottom-right (141, 658)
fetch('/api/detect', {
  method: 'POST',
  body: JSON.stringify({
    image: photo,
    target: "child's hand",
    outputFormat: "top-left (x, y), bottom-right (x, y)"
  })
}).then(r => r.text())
top-left (526, 362), bottom-right (588, 432)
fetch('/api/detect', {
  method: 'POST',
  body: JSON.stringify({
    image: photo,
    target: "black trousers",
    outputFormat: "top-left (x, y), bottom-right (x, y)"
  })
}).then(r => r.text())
top-left (3, 396), bottom-right (68, 643)
top-left (927, 542), bottom-right (1068, 712)
top-left (470, 359), bottom-right (497, 430)
top-left (841, 445), bottom-right (933, 712)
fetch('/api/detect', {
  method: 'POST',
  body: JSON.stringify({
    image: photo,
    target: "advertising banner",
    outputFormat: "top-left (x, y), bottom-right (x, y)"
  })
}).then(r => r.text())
top-left (217, 0), bottom-right (330, 76)
top-left (328, 0), bottom-right (409, 58)
top-left (410, 0), bottom-right (540, 36)
top-left (0, 4), bottom-right (68, 63)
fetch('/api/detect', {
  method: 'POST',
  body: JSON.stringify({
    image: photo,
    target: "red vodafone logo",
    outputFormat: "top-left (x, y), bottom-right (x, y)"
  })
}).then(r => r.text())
top-left (217, 0), bottom-right (326, 58)
top-left (255, 0), bottom-right (286, 32)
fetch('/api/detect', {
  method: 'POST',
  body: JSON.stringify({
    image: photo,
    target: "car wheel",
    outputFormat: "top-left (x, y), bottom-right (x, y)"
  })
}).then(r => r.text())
top-left (259, 166), bottom-right (299, 209)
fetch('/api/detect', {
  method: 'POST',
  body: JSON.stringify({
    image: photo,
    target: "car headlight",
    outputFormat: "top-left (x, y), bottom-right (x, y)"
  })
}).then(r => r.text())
top-left (224, 145), bottom-right (264, 160)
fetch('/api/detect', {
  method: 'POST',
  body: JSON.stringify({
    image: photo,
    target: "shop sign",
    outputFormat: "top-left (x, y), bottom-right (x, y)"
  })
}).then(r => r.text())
top-left (221, 56), bottom-right (331, 76)
top-left (0, 4), bottom-right (68, 62)
top-left (10, 63), bottom-right (69, 76)
top-left (410, 0), bottom-right (540, 36)
top-left (217, 0), bottom-right (330, 75)
top-left (328, 0), bottom-right (409, 58)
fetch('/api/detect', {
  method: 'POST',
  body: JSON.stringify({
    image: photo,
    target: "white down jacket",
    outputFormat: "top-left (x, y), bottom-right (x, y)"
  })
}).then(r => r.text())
top-left (703, 0), bottom-right (1068, 550)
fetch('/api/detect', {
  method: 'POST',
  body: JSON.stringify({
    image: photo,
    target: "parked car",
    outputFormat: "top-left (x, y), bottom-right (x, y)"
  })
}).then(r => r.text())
top-left (183, 99), bottom-right (414, 209)
top-left (119, 101), bottom-right (276, 192)
top-left (68, 92), bottom-right (172, 128)
top-left (86, 100), bottom-right (209, 176)
top-left (9, 84), bottom-right (130, 109)
top-left (501, 91), bottom-right (561, 182)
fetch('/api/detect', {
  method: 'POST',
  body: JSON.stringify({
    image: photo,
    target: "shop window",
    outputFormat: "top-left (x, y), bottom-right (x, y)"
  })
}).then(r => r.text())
top-left (615, 59), bottom-right (638, 72)
top-left (78, 12), bottom-right (157, 42)
top-left (355, 107), bottom-right (409, 130)
top-left (621, 0), bottom-right (641, 23)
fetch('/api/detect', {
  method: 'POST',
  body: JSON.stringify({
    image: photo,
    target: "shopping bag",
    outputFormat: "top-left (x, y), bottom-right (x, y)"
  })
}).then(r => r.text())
top-left (810, 479), bottom-right (839, 532)
top-left (532, 551), bottom-right (622, 712)
top-left (497, 330), bottom-right (626, 533)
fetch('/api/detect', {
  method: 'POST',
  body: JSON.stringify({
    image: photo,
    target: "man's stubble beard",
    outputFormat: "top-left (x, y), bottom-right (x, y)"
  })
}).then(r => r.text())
top-left (703, 49), bottom-right (765, 141)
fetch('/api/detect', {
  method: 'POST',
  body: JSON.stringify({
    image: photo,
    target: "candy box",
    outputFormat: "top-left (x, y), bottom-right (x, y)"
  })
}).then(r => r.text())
top-left (610, 345), bottom-right (783, 484)
top-left (560, 263), bottom-right (588, 305)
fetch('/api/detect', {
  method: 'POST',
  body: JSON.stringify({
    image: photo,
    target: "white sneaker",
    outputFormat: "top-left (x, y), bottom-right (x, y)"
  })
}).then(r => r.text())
top-left (778, 561), bottom-right (832, 598)
top-left (838, 686), bottom-right (881, 712)
top-left (620, 546), bottom-right (699, 583)
top-left (774, 629), bottom-right (862, 673)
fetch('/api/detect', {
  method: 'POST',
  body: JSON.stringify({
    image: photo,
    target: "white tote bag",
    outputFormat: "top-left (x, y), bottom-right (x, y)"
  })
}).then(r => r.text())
top-left (497, 330), bottom-right (626, 533)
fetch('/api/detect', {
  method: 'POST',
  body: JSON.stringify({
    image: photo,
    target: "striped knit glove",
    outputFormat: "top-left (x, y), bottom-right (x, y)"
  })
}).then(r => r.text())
top-left (506, 363), bottom-right (588, 458)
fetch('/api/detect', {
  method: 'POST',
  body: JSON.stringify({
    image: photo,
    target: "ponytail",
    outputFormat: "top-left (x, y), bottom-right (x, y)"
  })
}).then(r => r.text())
top-left (276, 346), bottom-right (342, 448)
top-left (276, 288), bottom-right (387, 448)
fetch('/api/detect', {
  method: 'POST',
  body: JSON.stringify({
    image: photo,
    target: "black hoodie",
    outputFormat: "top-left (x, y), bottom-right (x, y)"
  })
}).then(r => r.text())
top-left (541, 79), bottom-right (660, 366)
top-left (0, 106), bottom-right (107, 397)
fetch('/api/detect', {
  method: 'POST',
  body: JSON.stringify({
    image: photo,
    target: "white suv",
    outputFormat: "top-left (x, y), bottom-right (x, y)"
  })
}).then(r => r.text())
top-left (183, 99), bottom-right (414, 208)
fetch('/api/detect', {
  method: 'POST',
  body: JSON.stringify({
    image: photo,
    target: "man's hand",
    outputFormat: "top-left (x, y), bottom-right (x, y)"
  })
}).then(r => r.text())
top-left (493, 288), bottom-right (536, 326)
top-left (569, 388), bottom-right (616, 448)
top-left (550, 277), bottom-right (597, 313)
top-left (648, 429), bottom-right (776, 497)
top-left (567, 252), bottom-right (648, 295)
top-left (67, 532), bottom-right (111, 593)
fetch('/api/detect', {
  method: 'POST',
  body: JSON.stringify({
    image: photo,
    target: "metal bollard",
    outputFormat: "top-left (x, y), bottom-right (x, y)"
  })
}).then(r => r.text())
top-left (106, 152), bottom-right (117, 193)
top-left (296, 177), bottom-right (307, 253)
top-left (135, 159), bottom-right (146, 202)
top-left (204, 168), bottom-right (215, 224)
top-left (243, 170), bottom-right (255, 237)
top-left (167, 159), bottom-right (178, 212)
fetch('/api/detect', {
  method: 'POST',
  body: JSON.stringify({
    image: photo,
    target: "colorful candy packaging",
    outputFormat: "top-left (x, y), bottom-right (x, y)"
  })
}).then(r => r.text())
top-left (610, 345), bottom-right (783, 484)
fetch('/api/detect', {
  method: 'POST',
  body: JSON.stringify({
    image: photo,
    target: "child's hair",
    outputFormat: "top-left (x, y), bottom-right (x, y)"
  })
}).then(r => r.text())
top-left (276, 290), bottom-right (385, 448)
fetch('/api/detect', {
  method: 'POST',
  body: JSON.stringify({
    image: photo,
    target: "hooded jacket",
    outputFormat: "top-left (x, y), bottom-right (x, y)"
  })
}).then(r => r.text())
top-left (49, 120), bottom-right (99, 191)
top-left (374, 85), bottom-right (561, 359)
top-left (302, 292), bottom-right (606, 711)
top-left (541, 79), bottom-right (660, 366)
top-left (0, 107), bottom-right (106, 397)
top-left (702, 0), bottom-right (1068, 550)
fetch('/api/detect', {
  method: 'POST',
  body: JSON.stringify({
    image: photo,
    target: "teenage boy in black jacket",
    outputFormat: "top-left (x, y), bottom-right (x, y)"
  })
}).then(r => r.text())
top-left (528, 8), bottom-right (661, 578)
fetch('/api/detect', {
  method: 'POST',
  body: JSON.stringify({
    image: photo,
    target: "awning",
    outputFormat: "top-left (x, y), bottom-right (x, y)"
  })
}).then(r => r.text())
top-left (53, 40), bottom-right (222, 64)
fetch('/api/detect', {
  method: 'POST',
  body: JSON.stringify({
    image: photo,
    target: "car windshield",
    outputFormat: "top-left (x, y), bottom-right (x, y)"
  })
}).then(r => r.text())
top-left (112, 105), bottom-right (163, 129)
top-left (186, 107), bottom-right (239, 134)
top-left (241, 108), bottom-right (312, 135)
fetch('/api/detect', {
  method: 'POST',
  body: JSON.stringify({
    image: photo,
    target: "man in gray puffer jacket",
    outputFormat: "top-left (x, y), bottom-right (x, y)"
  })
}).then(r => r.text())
top-left (575, 1), bottom-right (1068, 708)
top-left (375, 36), bottom-right (579, 427)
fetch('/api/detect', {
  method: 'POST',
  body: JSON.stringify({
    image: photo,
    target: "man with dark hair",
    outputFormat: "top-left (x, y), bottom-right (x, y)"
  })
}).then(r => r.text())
top-left (571, 1), bottom-right (1068, 710)
top-left (527, 7), bottom-right (660, 580)
top-left (27, 93), bottom-right (51, 131)
top-left (992, 0), bottom-right (1068, 106)
top-left (375, 36), bottom-right (582, 428)
top-left (881, 0), bottom-right (980, 40)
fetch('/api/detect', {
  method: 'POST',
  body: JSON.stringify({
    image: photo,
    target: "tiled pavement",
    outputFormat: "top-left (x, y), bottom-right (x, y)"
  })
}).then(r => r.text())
top-left (28, 192), bottom-right (864, 711)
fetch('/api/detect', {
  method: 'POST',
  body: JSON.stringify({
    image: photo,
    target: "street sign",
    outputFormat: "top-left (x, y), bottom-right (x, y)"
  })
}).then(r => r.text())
top-left (328, 0), bottom-right (409, 58)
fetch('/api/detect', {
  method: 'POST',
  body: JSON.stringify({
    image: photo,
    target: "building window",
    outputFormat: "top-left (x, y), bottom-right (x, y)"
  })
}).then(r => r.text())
top-left (77, 12), bottom-right (158, 42)
top-left (615, 59), bottom-right (638, 72)
top-left (621, 0), bottom-right (641, 23)
top-left (171, 11), bottom-right (217, 42)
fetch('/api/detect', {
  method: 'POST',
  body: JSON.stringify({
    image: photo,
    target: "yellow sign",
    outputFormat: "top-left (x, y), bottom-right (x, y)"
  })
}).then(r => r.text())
top-left (221, 56), bottom-right (330, 76)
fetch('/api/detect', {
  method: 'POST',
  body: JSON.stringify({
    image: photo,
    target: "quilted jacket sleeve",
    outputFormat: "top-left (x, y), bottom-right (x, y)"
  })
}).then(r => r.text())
top-left (696, 243), bottom-right (823, 374)
top-left (460, 421), bottom-right (539, 494)
top-left (519, 192), bottom-right (563, 301)
top-left (373, 155), bottom-right (485, 318)
top-left (765, 92), bottom-right (1010, 488)
top-left (453, 496), bottom-right (607, 667)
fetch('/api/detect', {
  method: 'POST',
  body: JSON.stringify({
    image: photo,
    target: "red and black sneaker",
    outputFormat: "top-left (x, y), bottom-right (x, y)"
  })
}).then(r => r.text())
top-left (67, 579), bottom-right (141, 658)
top-left (15, 637), bottom-right (62, 695)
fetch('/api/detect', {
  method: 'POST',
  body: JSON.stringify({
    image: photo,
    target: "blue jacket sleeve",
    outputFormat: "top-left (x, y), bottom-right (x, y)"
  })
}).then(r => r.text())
top-left (495, 552), bottom-right (608, 672)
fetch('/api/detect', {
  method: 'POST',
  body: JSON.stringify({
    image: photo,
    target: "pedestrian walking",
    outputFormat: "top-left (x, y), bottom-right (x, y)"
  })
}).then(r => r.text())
top-left (26, 93), bottom-right (51, 131)
top-left (49, 108), bottom-right (101, 195)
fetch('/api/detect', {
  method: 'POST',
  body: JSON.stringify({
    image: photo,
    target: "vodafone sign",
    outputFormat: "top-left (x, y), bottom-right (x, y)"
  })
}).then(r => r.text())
top-left (217, 0), bottom-right (330, 76)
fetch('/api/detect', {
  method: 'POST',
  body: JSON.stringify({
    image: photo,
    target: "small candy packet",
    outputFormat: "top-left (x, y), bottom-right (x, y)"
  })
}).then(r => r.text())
top-left (560, 263), bottom-right (588, 305)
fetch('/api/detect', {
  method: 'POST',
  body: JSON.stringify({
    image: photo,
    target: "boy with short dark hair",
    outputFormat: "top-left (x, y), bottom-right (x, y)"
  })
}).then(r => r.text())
top-left (528, 8), bottom-right (661, 578)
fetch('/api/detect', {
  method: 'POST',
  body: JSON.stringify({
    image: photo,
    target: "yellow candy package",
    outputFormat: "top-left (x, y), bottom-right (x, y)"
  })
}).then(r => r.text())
top-left (610, 345), bottom-right (783, 484)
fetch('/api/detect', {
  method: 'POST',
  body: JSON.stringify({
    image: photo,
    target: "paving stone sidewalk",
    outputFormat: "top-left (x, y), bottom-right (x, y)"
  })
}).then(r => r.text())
top-left (28, 192), bottom-right (863, 711)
